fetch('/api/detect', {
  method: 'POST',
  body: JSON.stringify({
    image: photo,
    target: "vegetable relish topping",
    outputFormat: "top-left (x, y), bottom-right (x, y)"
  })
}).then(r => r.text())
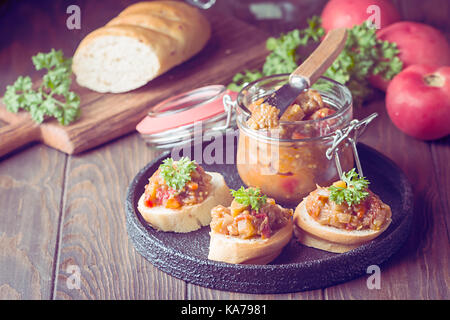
top-left (246, 89), bottom-right (337, 139)
top-left (143, 157), bottom-right (212, 209)
top-left (305, 170), bottom-right (390, 231)
top-left (211, 188), bottom-right (292, 239)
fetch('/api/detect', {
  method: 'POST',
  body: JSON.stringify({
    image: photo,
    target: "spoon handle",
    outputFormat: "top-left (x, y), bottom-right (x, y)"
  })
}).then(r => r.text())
top-left (289, 28), bottom-right (348, 86)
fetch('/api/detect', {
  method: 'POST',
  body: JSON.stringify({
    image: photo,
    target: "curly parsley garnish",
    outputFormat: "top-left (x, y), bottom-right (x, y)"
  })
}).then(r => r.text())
top-left (2, 49), bottom-right (81, 125)
top-left (328, 169), bottom-right (370, 206)
top-left (322, 22), bottom-right (402, 106)
top-left (231, 187), bottom-right (268, 212)
top-left (159, 157), bottom-right (197, 191)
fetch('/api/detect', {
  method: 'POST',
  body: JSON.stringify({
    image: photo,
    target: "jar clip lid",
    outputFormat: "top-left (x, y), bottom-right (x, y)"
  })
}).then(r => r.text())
top-left (326, 113), bottom-right (378, 178)
top-left (136, 85), bottom-right (238, 135)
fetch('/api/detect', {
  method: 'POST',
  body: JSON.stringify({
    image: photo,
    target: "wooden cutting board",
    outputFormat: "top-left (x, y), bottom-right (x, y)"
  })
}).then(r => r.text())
top-left (0, 11), bottom-right (269, 157)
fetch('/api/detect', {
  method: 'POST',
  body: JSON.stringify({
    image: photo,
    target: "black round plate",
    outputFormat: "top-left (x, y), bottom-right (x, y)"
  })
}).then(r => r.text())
top-left (125, 142), bottom-right (413, 294)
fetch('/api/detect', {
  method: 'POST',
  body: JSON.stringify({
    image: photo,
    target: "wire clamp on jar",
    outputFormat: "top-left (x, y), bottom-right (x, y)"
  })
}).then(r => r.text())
top-left (215, 93), bottom-right (236, 131)
top-left (325, 113), bottom-right (378, 178)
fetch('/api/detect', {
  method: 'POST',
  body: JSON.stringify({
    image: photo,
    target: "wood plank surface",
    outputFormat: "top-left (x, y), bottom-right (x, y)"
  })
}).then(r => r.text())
top-left (430, 137), bottom-right (450, 236)
top-left (53, 133), bottom-right (186, 299)
top-left (0, 145), bottom-right (66, 299)
top-left (187, 284), bottom-right (323, 300)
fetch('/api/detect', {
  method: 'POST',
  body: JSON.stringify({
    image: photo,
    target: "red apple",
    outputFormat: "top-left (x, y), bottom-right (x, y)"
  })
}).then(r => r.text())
top-left (386, 65), bottom-right (450, 140)
top-left (321, 0), bottom-right (400, 32)
top-left (370, 22), bottom-right (450, 91)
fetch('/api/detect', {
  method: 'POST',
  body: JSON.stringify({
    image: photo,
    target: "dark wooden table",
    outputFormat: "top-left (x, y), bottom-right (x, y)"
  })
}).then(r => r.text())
top-left (0, 0), bottom-right (448, 300)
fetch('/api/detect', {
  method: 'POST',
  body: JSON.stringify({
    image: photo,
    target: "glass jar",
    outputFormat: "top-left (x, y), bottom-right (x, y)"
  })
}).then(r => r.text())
top-left (235, 74), bottom-right (354, 205)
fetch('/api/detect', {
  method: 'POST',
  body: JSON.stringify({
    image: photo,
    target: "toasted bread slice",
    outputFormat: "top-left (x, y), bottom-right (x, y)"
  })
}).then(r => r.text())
top-left (137, 172), bottom-right (232, 233)
top-left (293, 200), bottom-right (391, 253)
top-left (208, 219), bottom-right (293, 264)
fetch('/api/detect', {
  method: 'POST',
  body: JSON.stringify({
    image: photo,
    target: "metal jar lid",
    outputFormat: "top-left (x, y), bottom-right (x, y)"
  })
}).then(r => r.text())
top-left (136, 85), bottom-right (237, 149)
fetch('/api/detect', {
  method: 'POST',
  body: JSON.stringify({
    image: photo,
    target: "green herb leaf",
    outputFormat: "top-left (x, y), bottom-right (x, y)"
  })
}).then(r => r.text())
top-left (159, 157), bottom-right (197, 191)
top-left (230, 187), bottom-right (268, 212)
top-left (263, 29), bottom-right (302, 75)
top-left (2, 49), bottom-right (81, 125)
top-left (328, 168), bottom-right (370, 206)
top-left (227, 16), bottom-right (324, 91)
top-left (322, 22), bottom-right (403, 106)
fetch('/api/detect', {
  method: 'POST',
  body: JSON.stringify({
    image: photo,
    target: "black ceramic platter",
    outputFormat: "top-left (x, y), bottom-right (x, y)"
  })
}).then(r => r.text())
top-left (125, 141), bottom-right (413, 294)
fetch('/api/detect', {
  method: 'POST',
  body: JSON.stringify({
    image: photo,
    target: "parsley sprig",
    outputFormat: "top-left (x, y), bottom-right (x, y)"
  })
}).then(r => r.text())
top-left (263, 16), bottom-right (324, 76)
top-left (228, 16), bottom-right (323, 92)
top-left (2, 49), bottom-right (81, 125)
top-left (231, 187), bottom-right (268, 212)
top-left (159, 157), bottom-right (197, 191)
top-left (328, 169), bottom-right (370, 206)
top-left (322, 22), bottom-right (402, 105)
top-left (228, 17), bottom-right (403, 106)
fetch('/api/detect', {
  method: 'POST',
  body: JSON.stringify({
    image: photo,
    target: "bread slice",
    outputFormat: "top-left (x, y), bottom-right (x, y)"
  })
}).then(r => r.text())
top-left (293, 200), bottom-right (392, 253)
top-left (72, 1), bottom-right (211, 93)
top-left (208, 219), bottom-right (293, 264)
top-left (137, 172), bottom-right (232, 233)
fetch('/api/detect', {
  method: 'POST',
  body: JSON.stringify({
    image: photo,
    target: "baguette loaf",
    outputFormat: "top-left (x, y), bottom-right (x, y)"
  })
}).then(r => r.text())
top-left (72, 1), bottom-right (211, 93)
